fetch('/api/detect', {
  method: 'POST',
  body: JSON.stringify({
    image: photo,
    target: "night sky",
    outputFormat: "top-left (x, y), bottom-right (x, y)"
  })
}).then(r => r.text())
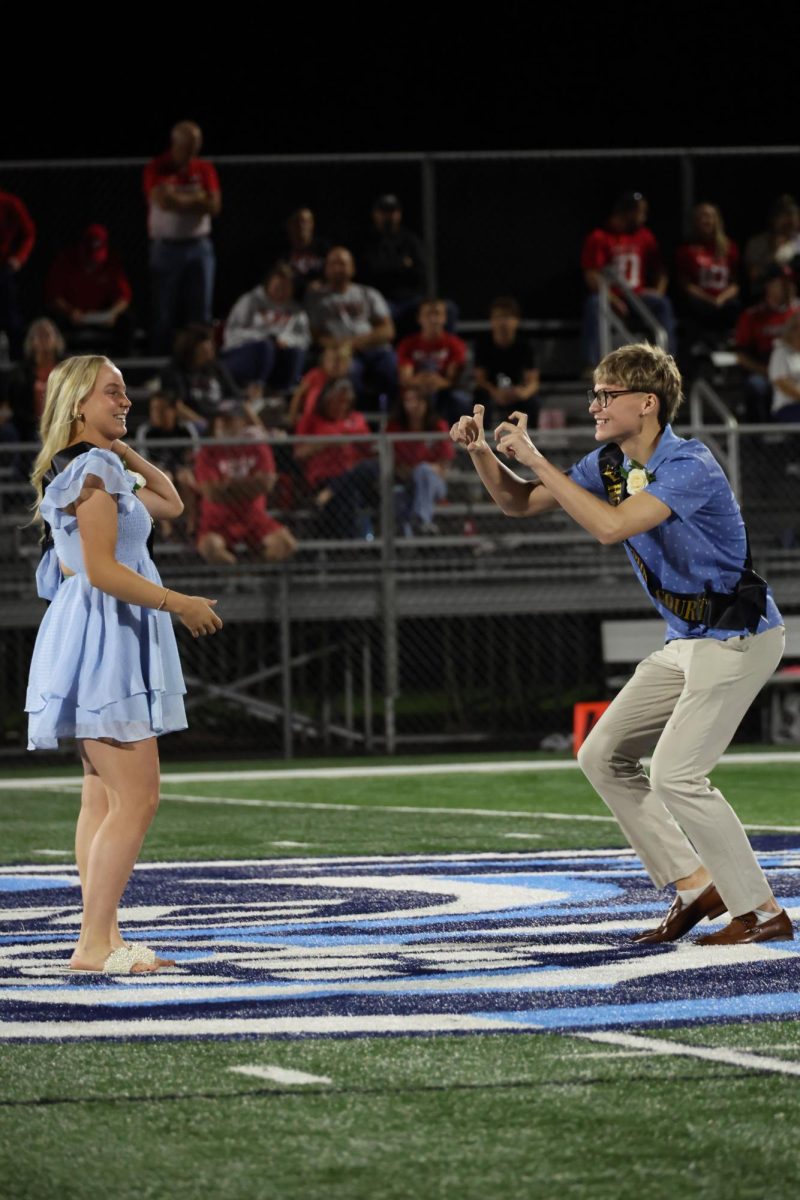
top-left (5, 10), bottom-right (798, 160)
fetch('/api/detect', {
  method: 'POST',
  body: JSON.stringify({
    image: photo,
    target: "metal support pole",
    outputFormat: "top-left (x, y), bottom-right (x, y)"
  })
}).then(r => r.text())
top-left (728, 425), bottom-right (742, 504)
top-left (344, 644), bottom-right (354, 749)
top-left (379, 435), bottom-right (398, 755)
top-left (598, 277), bottom-right (612, 359)
top-left (421, 155), bottom-right (438, 296)
top-left (363, 637), bottom-right (373, 753)
top-left (680, 153), bottom-right (695, 233)
top-left (278, 569), bottom-right (293, 760)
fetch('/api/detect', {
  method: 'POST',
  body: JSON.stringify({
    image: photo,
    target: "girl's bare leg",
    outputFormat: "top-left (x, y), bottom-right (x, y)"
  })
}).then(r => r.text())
top-left (75, 745), bottom-right (124, 948)
top-left (70, 737), bottom-right (161, 973)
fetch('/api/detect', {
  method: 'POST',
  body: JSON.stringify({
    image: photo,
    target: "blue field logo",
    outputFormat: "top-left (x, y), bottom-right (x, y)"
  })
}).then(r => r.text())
top-left (1, 844), bottom-right (799, 1042)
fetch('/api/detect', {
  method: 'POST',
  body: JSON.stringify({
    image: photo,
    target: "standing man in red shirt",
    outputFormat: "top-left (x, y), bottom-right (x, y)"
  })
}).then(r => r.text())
top-left (581, 190), bottom-right (676, 368)
top-left (143, 121), bottom-right (222, 353)
top-left (0, 188), bottom-right (36, 359)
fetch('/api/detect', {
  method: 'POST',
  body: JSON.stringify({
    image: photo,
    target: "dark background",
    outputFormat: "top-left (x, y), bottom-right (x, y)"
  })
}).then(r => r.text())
top-left (3, 8), bottom-right (798, 329)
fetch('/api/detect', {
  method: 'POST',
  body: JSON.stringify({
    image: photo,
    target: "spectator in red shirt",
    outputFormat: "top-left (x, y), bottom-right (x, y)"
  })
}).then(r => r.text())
top-left (581, 190), bottom-right (677, 366)
top-left (288, 344), bottom-right (353, 426)
top-left (396, 298), bottom-right (470, 423)
top-left (735, 264), bottom-right (800, 422)
top-left (294, 379), bottom-right (378, 538)
top-left (676, 203), bottom-right (740, 353)
top-left (45, 224), bottom-right (134, 356)
top-left (194, 401), bottom-right (296, 563)
top-left (387, 384), bottom-right (454, 534)
top-left (143, 120), bottom-right (222, 353)
top-left (0, 189), bottom-right (36, 359)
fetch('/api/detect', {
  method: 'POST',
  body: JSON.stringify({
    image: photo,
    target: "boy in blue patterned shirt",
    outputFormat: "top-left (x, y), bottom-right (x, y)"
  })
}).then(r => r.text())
top-left (451, 342), bottom-right (790, 946)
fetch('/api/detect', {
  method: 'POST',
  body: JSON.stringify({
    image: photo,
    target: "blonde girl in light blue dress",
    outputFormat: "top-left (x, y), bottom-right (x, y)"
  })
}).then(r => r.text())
top-left (26, 356), bottom-right (222, 974)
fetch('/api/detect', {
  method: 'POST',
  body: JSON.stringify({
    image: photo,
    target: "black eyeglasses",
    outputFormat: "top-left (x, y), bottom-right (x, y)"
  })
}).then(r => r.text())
top-left (587, 388), bottom-right (645, 409)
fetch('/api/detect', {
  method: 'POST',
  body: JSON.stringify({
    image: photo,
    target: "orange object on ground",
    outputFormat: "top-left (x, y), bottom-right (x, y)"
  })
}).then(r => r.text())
top-left (573, 701), bottom-right (611, 755)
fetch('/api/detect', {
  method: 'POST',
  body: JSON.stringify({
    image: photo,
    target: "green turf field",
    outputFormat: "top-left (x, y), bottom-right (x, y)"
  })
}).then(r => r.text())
top-left (2, 754), bottom-right (800, 1200)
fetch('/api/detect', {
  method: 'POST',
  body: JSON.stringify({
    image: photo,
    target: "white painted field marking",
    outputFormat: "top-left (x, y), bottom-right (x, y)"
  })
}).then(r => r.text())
top-left (16, 783), bottom-right (800, 834)
top-left (271, 841), bottom-right (312, 848)
top-left (228, 1065), bottom-right (332, 1086)
top-left (572, 1030), bottom-right (800, 1078)
top-left (503, 833), bottom-right (544, 840)
top-left (3, 750), bottom-right (799, 792)
top-left (0, 1014), bottom-right (523, 1040)
top-left (142, 793), bottom-right (800, 834)
top-left (32, 850), bottom-right (71, 856)
top-left (160, 793), bottom-right (620, 823)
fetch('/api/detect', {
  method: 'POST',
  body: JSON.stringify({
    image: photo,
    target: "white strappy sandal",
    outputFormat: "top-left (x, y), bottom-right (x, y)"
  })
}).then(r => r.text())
top-left (69, 946), bottom-right (144, 975)
top-left (126, 943), bottom-right (176, 968)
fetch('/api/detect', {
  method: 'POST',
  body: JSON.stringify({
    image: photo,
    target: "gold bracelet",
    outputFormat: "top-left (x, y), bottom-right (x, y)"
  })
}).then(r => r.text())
top-left (157, 588), bottom-right (170, 611)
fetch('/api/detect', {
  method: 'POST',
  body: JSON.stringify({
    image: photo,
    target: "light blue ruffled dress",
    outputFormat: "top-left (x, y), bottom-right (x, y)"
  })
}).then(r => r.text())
top-left (26, 448), bottom-right (187, 750)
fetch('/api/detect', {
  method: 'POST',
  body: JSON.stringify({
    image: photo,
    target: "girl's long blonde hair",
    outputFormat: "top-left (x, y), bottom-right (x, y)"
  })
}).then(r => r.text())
top-left (30, 355), bottom-right (111, 525)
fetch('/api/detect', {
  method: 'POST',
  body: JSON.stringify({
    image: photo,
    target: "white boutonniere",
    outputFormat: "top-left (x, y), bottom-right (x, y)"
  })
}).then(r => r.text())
top-left (620, 460), bottom-right (655, 496)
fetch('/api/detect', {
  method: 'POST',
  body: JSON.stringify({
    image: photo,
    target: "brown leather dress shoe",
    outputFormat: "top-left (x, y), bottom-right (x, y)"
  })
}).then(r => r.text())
top-left (631, 883), bottom-right (726, 944)
top-left (695, 909), bottom-right (794, 945)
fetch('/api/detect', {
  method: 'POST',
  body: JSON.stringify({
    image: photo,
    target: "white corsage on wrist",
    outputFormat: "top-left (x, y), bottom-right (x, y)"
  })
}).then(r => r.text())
top-left (620, 460), bottom-right (655, 496)
top-left (127, 469), bottom-right (147, 493)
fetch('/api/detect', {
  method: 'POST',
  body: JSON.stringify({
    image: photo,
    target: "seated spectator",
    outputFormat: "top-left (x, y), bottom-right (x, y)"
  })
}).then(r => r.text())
top-left (287, 343), bottom-right (352, 426)
top-left (279, 207), bottom-right (330, 299)
top-left (44, 224), bottom-right (134, 356)
top-left (294, 378), bottom-right (378, 538)
top-left (735, 264), bottom-right (800, 422)
top-left (386, 385), bottom-right (454, 535)
top-left (0, 317), bottom-right (65, 442)
top-left (580, 190), bottom-right (677, 366)
top-left (306, 247), bottom-right (397, 408)
top-left (473, 296), bottom-right (540, 427)
top-left (768, 312), bottom-right (800, 422)
top-left (161, 324), bottom-right (243, 428)
top-left (396, 298), bottom-right (469, 423)
top-left (744, 194), bottom-right (800, 297)
top-left (676, 203), bottom-right (740, 353)
top-left (194, 400), bottom-right (297, 563)
top-left (220, 263), bottom-right (310, 395)
top-left (358, 194), bottom-right (429, 337)
top-left (135, 390), bottom-right (199, 537)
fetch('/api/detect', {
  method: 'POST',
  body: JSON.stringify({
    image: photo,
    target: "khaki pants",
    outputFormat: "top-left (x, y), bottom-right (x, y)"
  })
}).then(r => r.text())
top-left (578, 625), bottom-right (785, 917)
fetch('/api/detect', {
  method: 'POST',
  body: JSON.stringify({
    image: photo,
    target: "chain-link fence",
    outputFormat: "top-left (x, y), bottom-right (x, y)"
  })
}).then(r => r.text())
top-left (2, 422), bottom-right (799, 760)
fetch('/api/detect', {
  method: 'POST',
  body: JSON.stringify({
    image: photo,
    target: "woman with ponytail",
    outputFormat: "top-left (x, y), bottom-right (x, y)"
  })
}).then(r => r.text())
top-left (26, 355), bottom-right (223, 975)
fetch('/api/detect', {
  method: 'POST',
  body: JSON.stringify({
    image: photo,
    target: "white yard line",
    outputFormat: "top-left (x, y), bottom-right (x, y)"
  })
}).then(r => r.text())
top-left (572, 1030), bottom-right (800, 1078)
top-left (0, 1014), bottom-right (521, 1040)
top-left (228, 1065), bottom-right (332, 1086)
top-left (10, 784), bottom-right (800, 833)
top-left (2, 750), bottom-right (800, 792)
top-left (159, 793), bottom-right (621, 823)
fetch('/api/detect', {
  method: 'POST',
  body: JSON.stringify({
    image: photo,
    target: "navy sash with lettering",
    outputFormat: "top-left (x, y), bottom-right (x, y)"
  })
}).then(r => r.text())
top-left (598, 442), bottom-right (767, 632)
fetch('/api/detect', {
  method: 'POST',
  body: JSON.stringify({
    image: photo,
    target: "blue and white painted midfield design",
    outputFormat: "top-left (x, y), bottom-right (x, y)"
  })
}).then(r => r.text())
top-left (1, 843), bottom-right (799, 1042)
